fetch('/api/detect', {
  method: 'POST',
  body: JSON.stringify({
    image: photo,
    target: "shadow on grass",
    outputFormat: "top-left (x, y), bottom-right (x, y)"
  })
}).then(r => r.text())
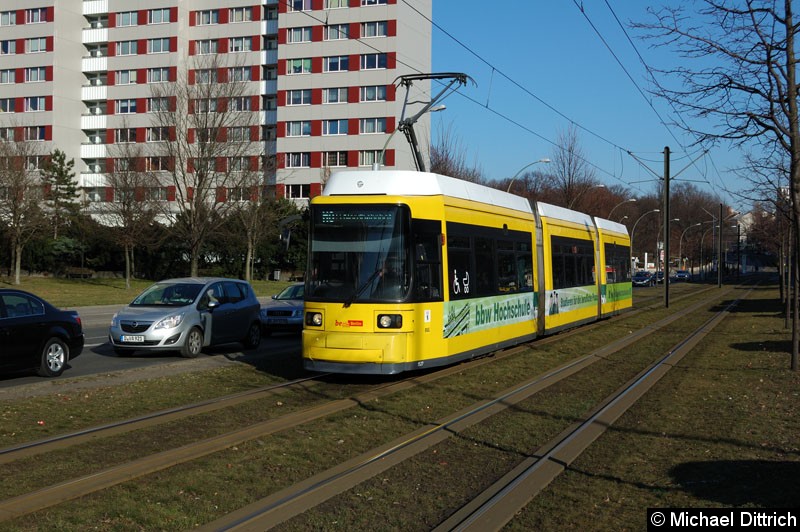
top-left (730, 339), bottom-right (791, 353)
top-left (709, 297), bottom-right (784, 316)
top-left (670, 460), bottom-right (800, 506)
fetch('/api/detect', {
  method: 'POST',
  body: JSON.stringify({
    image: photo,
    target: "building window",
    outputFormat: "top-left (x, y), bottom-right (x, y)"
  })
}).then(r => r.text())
top-left (323, 56), bottom-right (349, 73)
top-left (0, 11), bottom-right (16, 26)
top-left (147, 97), bottom-right (169, 112)
top-left (229, 37), bottom-right (252, 53)
top-left (115, 128), bottom-right (136, 143)
top-left (287, 58), bottom-right (311, 75)
top-left (115, 158), bottom-right (134, 172)
top-left (322, 87), bottom-right (347, 104)
top-left (117, 40), bottom-right (137, 56)
top-left (286, 153), bottom-right (310, 168)
top-left (324, 0), bottom-right (348, 9)
top-left (264, 66), bottom-right (277, 80)
top-left (361, 21), bottom-right (387, 38)
top-left (25, 67), bottom-right (46, 82)
top-left (228, 157), bottom-right (249, 172)
top-left (264, 96), bottom-right (277, 110)
top-left (195, 98), bottom-right (217, 113)
top-left (197, 10), bottom-right (218, 25)
top-left (148, 38), bottom-right (170, 54)
top-left (148, 67), bottom-right (169, 83)
top-left (287, 89), bottom-right (311, 106)
top-left (360, 117), bottom-right (386, 134)
top-left (228, 126), bottom-right (249, 142)
top-left (323, 119), bottom-right (348, 136)
top-left (228, 67), bottom-right (251, 82)
top-left (324, 151), bottom-right (348, 167)
top-left (360, 85), bottom-right (387, 102)
top-left (288, 27), bottom-right (312, 44)
top-left (230, 97), bottom-right (252, 111)
top-left (196, 39), bottom-right (217, 55)
top-left (24, 126), bottom-right (45, 141)
top-left (361, 53), bottom-right (387, 70)
top-left (0, 127), bottom-right (14, 141)
top-left (0, 98), bottom-right (13, 112)
top-left (359, 150), bottom-right (381, 166)
top-left (27, 37), bottom-right (47, 53)
top-left (148, 8), bottom-right (170, 24)
top-left (324, 24), bottom-right (348, 41)
top-left (27, 156), bottom-right (45, 170)
top-left (229, 7), bottom-right (253, 23)
top-left (146, 156), bottom-right (169, 171)
top-left (26, 8), bottom-right (46, 23)
top-left (146, 127), bottom-right (169, 142)
top-left (147, 187), bottom-right (168, 201)
top-left (24, 96), bottom-right (46, 112)
top-left (286, 121), bottom-right (311, 137)
top-left (265, 37), bottom-right (278, 50)
top-left (116, 99), bottom-right (137, 114)
top-left (289, 0), bottom-right (312, 12)
top-left (362, 0), bottom-right (388, 5)
top-left (196, 69), bottom-right (217, 84)
top-left (263, 125), bottom-right (277, 141)
top-left (286, 184), bottom-right (310, 199)
top-left (118, 11), bottom-right (136, 27)
top-left (0, 70), bottom-right (14, 84)
top-left (117, 70), bottom-right (137, 84)
top-left (0, 40), bottom-right (15, 54)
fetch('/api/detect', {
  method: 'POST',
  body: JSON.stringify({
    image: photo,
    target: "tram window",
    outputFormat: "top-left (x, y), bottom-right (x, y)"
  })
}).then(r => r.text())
top-left (604, 242), bottom-right (631, 282)
top-left (475, 238), bottom-right (494, 296)
top-left (551, 236), bottom-right (595, 289)
top-left (412, 219), bottom-right (443, 302)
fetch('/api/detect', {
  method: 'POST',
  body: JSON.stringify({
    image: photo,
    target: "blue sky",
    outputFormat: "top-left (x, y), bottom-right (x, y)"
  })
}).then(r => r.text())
top-left (425, 1), bottom-right (745, 210)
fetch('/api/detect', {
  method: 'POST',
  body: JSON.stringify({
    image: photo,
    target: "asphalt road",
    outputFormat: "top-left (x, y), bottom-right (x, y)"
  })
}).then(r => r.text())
top-left (0, 303), bottom-right (303, 390)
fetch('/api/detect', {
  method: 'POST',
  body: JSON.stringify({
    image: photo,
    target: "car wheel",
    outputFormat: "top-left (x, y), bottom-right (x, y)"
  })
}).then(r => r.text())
top-left (37, 338), bottom-right (68, 378)
top-left (243, 322), bottom-right (261, 349)
top-left (114, 347), bottom-right (133, 357)
top-left (181, 327), bottom-right (203, 358)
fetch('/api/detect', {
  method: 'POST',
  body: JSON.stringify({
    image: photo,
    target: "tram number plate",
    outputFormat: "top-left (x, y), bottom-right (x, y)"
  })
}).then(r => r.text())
top-left (121, 335), bottom-right (145, 343)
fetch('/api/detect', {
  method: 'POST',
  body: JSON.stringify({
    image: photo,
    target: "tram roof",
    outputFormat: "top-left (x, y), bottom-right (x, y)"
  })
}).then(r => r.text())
top-left (593, 217), bottom-right (629, 236)
top-left (322, 170), bottom-right (533, 214)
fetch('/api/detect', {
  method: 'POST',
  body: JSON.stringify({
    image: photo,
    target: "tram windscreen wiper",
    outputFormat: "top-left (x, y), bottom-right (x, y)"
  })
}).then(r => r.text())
top-left (343, 268), bottom-right (382, 308)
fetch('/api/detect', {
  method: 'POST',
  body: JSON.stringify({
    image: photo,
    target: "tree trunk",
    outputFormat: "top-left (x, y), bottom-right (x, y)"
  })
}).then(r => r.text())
top-left (13, 242), bottom-right (22, 285)
top-left (124, 244), bottom-right (132, 290)
top-left (785, 0), bottom-right (800, 370)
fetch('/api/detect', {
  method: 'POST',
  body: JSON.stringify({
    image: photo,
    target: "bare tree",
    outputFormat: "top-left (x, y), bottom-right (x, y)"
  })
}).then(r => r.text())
top-left (549, 125), bottom-right (598, 209)
top-left (0, 135), bottom-right (48, 284)
top-left (99, 124), bottom-right (161, 288)
top-left (635, 1), bottom-right (800, 369)
top-left (149, 54), bottom-right (263, 276)
top-left (429, 123), bottom-right (484, 183)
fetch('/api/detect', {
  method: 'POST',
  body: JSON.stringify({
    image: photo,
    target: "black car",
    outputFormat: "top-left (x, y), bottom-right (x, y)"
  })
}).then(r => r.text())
top-left (0, 289), bottom-right (84, 377)
top-left (632, 271), bottom-right (655, 287)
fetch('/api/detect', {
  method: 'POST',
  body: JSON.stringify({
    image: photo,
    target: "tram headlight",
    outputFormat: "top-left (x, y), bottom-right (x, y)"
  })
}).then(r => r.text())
top-left (305, 312), bottom-right (323, 327)
top-left (377, 314), bottom-right (402, 329)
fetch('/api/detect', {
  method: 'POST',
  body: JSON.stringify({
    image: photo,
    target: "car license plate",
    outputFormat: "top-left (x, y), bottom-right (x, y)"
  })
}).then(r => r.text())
top-left (121, 335), bottom-right (145, 343)
top-left (268, 319), bottom-right (288, 325)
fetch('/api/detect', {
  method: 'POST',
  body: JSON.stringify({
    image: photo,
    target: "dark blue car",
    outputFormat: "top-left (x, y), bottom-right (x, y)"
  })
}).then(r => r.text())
top-left (0, 289), bottom-right (84, 377)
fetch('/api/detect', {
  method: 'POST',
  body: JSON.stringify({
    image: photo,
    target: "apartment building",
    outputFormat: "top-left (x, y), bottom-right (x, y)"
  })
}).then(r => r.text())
top-left (0, 0), bottom-right (432, 207)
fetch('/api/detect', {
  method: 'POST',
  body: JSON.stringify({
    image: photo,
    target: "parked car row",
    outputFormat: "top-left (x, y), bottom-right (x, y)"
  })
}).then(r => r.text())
top-left (632, 269), bottom-right (693, 287)
top-left (2, 277), bottom-right (307, 379)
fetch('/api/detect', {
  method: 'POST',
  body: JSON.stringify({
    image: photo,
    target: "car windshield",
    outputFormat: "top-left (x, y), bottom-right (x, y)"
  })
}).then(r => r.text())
top-left (131, 282), bottom-right (203, 307)
top-left (306, 204), bottom-right (410, 303)
top-left (276, 284), bottom-right (304, 300)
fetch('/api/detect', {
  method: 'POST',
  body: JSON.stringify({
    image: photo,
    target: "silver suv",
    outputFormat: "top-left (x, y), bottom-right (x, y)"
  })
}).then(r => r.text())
top-left (109, 278), bottom-right (261, 358)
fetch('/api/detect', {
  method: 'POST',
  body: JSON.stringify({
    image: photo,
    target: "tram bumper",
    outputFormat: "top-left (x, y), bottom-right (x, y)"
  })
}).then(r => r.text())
top-left (303, 331), bottom-right (411, 374)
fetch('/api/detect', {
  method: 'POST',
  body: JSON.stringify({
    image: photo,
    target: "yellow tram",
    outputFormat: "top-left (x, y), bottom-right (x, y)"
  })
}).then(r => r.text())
top-left (302, 170), bottom-right (631, 374)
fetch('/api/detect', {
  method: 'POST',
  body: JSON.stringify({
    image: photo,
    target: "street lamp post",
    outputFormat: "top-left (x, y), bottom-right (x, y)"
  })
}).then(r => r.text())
top-left (630, 209), bottom-right (660, 271)
top-left (506, 158), bottom-right (551, 193)
top-left (607, 198), bottom-right (636, 220)
top-left (678, 223), bottom-right (702, 270)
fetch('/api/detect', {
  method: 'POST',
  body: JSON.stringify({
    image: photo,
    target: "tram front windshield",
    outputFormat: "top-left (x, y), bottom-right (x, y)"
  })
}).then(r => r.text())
top-left (307, 204), bottom-right (410, 303)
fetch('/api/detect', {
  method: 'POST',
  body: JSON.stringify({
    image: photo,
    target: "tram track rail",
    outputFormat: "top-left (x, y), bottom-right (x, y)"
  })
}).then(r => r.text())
top-left (195, 285), bottom-right (741, 531)
top-left (0, 284), bottom-right (733, 526)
